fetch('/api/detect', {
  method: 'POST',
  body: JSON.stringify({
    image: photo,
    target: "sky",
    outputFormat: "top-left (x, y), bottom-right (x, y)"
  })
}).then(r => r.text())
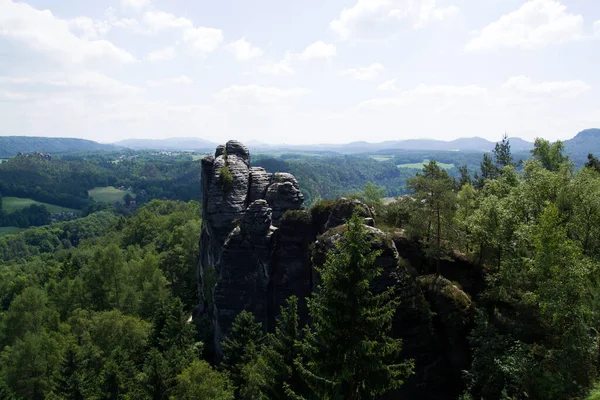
top-left (0, 0), bottom-right (599, 145)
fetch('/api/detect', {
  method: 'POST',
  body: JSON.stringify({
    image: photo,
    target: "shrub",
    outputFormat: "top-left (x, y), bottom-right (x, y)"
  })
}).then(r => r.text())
top-left (219, 166), bottom-right (233, 190)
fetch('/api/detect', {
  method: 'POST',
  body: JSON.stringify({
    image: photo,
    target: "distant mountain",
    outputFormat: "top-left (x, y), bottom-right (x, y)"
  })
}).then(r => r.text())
top-left (115, 137), bottom-right (216, 151)
top-left (564, 129), bottom-right (600, 165)
top-left (0, 136), bottom-right (118, 158)
top-left (255, 136), bottom-right (534, 154)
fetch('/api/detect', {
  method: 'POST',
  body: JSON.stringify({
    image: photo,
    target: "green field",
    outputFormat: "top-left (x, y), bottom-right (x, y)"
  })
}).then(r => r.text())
top-left (88, 186), bottom-right (135, 203)
top-left (2, 197), bottom-right (78, 213)
top-left (0, 226), bottom-right (27, 236)
top-left (370, 156), bottom-right (394, 162)
top-left (397, 159), bottom-right (454, 170)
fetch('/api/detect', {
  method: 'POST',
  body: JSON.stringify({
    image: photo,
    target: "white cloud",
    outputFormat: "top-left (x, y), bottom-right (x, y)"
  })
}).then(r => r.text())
top-left (377, 80), bottom-right (486, 97)
top-left (340, 63), bottom-right (384, 80)
top-left (330, 0), bottom-right (458, 40)
top-left (121, 0), bottom-right (151, 11)
top-left (226, 37), bottom-right (263, 61)
top-left (142, 11), bottom-right (193, 32)
top-left (466, 0), bottom-right (585, 51)
top-left (215, 85), bottom-right (310, 105)
top-left (0, 72), bottom-right (141, 97)
top-left (297, 41), bottom-right (336, 61)
top-left (503, 75), bottom-right (590, 97)
top-left (594, 20), bottom-right (600, 36)
top-left (377, 79), bottom-right (399, 91)
top-left (405, 83), bottom-right (487, 97)
top-left (0, 90), bottom-right (28, 101)
top-left (147, 46), bottom-right (176, 62)
top-left (0, 0), bottom-right (135, 65)
top-left (182, 26), bottom-right (223, 53)
top-left (361, 82), bottom-right (487, 110)
top-left (68, 17), bottom-right (111, 40)
top-left (146, 75), bottom-right (194, 87)
top-left (259, 53), bottom-right (295, 75)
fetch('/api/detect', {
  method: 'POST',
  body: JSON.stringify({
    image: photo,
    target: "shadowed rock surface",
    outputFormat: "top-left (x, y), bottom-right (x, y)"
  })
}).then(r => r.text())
top-left (197, 140), bottom-right (480, 399)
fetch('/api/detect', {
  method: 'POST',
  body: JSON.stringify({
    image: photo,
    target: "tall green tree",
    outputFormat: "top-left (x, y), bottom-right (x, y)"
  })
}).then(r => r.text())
top-left (172, 360), bottom-right (234, 400)
top-left (458, 165), bottom-right (472, 187)
top-left (477, 153), bottom-right (499, 188)
top-left (531, 138), bottom-right (569, 171)
top-left (221, 311), bottom-right (263, 396)
top-left (407, 161), bottom-right (455, 274)
top-left (493, 134), bottom-right (513, 168)
top-left (243, 296), bottom-right (307, 399)
top-left (295, 213), bottom-right (413, 399)
top-left (585, 153), bottom-right (600, 173)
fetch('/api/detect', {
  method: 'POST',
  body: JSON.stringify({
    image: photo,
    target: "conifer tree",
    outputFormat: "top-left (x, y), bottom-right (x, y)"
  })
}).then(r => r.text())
top-left (493, 134), bottom-right (513, 168)
top-left (478, 153), bottom-right (499, 188)
top-left (408, 161), bottom-right (455, 274)
top-left (221, 311), bottom-right (263, 396)
top-left (295, 213), bottom-right (413, 399)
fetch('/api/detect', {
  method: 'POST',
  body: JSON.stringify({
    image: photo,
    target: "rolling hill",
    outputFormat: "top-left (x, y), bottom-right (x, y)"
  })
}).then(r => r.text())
top-left (0, 136), bottom-right (118, 157)
top-left (114, 137), bottom-right (217, 151)
top-left (251, 136), bottom-right (535, 154)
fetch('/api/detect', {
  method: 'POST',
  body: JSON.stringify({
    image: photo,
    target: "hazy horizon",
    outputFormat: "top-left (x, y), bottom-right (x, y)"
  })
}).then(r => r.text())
top-left (1, 0), bottom-right (599, 144)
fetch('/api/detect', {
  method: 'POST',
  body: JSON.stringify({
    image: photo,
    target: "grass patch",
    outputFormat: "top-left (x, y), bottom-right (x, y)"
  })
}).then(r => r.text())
top-left (0, 226), bottom-right (27, 236)
top-left (2, 197), bottom-right (78, 213)
top-left (88, 186), bottom-right (135, 204)
top-left (397, 159), bottom-right (454, 170)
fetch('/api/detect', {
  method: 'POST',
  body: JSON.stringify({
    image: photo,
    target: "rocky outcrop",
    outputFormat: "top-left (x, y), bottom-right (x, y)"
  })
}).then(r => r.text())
top-left (197, 141), bottom-right (308, 353)
top-left (265, 173), bottom-right (304, 225)
top-left (197, 141), bottom-right (477, 399)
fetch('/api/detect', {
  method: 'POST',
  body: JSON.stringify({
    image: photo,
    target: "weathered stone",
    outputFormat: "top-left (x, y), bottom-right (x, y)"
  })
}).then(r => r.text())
top-left (212, 223), bottom-right (276, 354)
top-left (265, 178), bottom-right (304, 225)
top-left (225, 140), bottom-right (250, 166)
top-left (269, 210), bottom-right (316, 328)
top-left (241, 200), bottom-right (272, 237)
top-left (215, 145), bottom-right (225, 158)
top-left (248, 167), bottom-right (272, 203)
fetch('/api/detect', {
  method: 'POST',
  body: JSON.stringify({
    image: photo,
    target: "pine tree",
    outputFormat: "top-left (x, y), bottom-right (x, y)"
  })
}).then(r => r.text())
top-left (459, 165), bottom-right (471, 187)
top-left (493, 134), bottom-right (513, 168)
top-left (407, 161), bottom-right (455, 274)
top-left (295, 213), bottom-right (414, 399)
top-left (244, 296), bottom-right (308, 399)
top-left (477, 153), bottom-right (499, 188)
top-left (221, 311), bottom-right (263, 396)
top-left (585, 153), bottom-right (600, 173)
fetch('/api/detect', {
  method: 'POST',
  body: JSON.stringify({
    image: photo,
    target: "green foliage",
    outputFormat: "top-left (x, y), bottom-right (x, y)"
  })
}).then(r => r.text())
top-left (531, 138), bottom-right (569, 171)
top-left (585, 153), bottom-right (600, 173)
top-left (407, 160), bottom-right (456, 274)
top-left (172, 360), bottom-right (234, 400)
top-left (295, 213), bottom-right (414, 399)
top-left (0, 200), bottom-right (204, 399)
top-left (350, 182), bottom-right (385, 216)
top-left (221, 310), bottom-right (264, 396)
top-left (493, 134), bottom-right (514, 168)
top-left (219, 166), bottom-right (233, 190)
top-left (242, 296), bottom-right (308, 399)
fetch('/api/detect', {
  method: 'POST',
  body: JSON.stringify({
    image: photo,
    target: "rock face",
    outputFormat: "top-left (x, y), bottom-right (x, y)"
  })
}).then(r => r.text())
top-left (198, 141), bottom-right (308, 355)
top-left (197, 141), bottom-right (478, 399)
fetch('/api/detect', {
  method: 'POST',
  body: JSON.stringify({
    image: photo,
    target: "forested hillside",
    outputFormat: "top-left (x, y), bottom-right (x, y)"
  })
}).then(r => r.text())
top-left (0, 137), bottom-right (118, 157)
top-left (0, 201), bottom-right (207, 399)
top-left (1, 136), bottom-right (600, 398)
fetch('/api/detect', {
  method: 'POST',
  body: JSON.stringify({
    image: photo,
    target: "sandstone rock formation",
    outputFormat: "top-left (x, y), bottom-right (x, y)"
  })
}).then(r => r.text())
top-left (197, 140), bottom-right (478, 399)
